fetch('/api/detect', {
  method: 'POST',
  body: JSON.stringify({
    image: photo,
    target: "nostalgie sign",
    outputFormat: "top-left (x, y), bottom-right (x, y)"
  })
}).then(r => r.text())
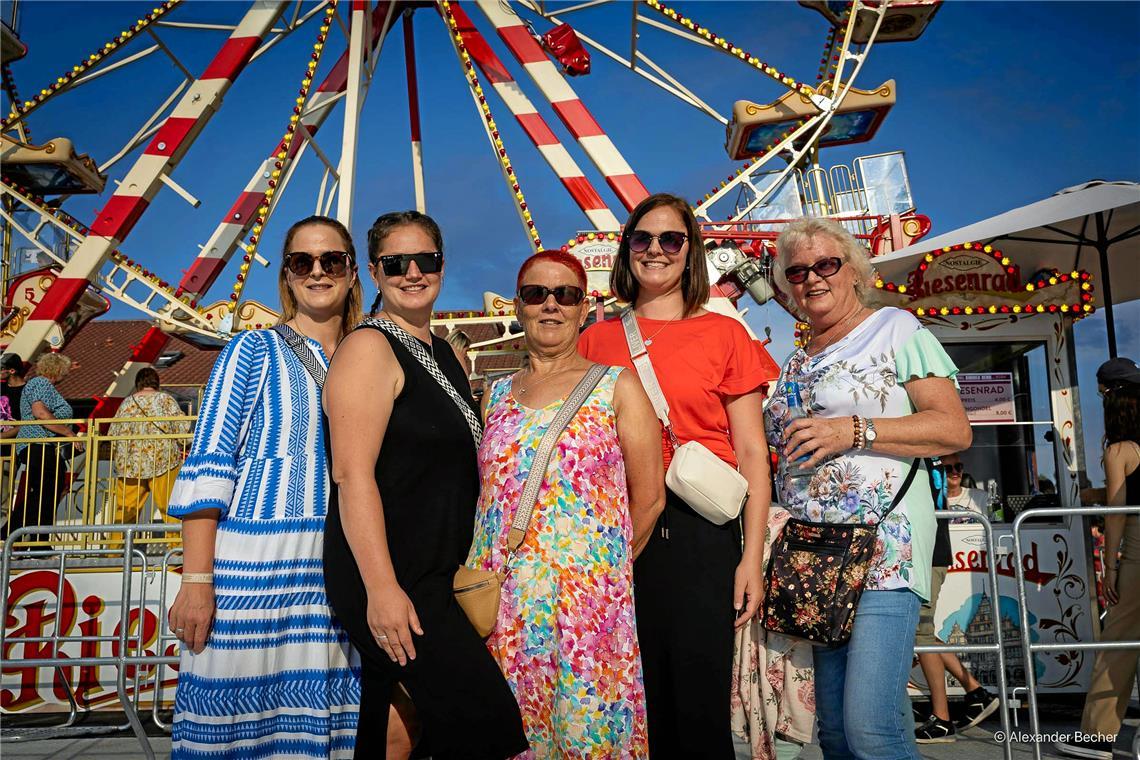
top-left (568, 236), bottom-right (618, 298)
top-left (2, 568), bottom-right (181, 714)
top-left (958, 372), bottom-right (1016, 423)
top-left (870, 243), bottom-right (1094, 320)
top-left (909, 523), bottom-right (1094, 696)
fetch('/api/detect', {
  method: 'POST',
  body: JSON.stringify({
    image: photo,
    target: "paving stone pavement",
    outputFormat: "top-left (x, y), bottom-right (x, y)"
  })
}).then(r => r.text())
top-left (1, 710), bottom-right (1136, 758)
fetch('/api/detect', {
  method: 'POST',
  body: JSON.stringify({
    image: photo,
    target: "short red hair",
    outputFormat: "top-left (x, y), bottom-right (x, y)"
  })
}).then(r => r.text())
top-left (516, 250), bottom-right (587, 292)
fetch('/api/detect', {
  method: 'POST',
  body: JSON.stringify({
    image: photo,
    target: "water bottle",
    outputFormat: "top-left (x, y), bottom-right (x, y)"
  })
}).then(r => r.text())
top-left (784, 380), bottom-right (813, 487)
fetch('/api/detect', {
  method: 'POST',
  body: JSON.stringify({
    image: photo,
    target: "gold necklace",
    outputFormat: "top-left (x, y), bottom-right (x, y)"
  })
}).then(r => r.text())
top-left (639, 309), bottom-right (684, 347)
top-left (806, 308), bottom-right (864, 355)
top-left (515, 366), bottom-right (572, 396)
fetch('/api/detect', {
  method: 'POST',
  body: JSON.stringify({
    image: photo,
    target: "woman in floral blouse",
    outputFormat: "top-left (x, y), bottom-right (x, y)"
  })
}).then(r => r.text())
top-left (108, 368), bottom-right (190, 536)
top-left (765, 218), bottom-right (971, 760)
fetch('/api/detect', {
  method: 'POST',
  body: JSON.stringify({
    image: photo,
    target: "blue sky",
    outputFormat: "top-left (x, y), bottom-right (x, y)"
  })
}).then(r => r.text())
top-left (5, 1), bottom-right (1139, 482)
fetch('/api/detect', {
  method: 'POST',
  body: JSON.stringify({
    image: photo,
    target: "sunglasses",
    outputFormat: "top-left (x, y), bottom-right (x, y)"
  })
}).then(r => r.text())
top-left (939, 462), bottom-right (965, 474)
top-left (517, 284), bottom-right (586, 306)
top-left (627, 230), bottom-right (688, 254)
top-left (377, 252), bottom-right (444, 277)
top-left (784, 256), bottom-right (844, 285)
top-left (284, 250), bottom-right (352, 278)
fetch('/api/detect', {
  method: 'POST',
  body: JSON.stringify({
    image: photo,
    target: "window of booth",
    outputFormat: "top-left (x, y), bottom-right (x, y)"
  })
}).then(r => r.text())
top-left (943, 341), bottom-right (1060, 523)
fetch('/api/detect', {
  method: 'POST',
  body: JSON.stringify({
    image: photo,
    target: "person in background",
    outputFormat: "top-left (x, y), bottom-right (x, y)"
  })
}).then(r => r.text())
top-left (165, 215), bottom-right (364, 758)
top-left (579, 192), bottom-right (778, 757)
top-left (3, 353), bottom-right (80, 545)
top-left (107, 368), bottom-right (191, 539)
top-left (469, 250), bottom-right (663, 756)
top-left (913, 454), bottom-right (999, 743)
top-left (1, 354), bottom-right (27, 439)
top-left (941, 452), bottom-right (988, 523)
top-left (1057, 360), bottom-right (1140, 760)
top-left (766, 218), bottom-right (972, 760)
top-left (445, 328), bottom-right (474, 388)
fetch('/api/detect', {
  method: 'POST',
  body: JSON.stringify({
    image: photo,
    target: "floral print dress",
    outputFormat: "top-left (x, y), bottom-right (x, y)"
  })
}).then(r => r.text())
top-left (468, 367), bottom-right (648, 759)
top-left (764, 307), bottom-right (959, 601)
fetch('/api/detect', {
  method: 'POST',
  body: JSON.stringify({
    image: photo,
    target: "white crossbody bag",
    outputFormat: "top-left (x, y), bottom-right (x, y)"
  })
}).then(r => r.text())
top-left (621, 309), bottom-right (749, 525)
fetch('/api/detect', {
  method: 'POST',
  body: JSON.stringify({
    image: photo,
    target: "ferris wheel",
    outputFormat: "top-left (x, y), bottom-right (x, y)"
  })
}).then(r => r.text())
top-left (0, 0), bottom-right (940, 404)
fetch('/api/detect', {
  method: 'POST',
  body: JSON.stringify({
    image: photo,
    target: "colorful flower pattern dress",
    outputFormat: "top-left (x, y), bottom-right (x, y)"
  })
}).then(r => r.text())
top-left (468, 368), bottom-right (648, 759)
top-left (764, 307), bottom-right (959, 601)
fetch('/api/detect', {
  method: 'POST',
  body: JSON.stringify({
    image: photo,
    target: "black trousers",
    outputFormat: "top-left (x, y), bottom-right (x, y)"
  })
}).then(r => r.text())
top-left (634, 489), bottom-right (741, 759)
top-left (3, 445), bottom-right (66, 544)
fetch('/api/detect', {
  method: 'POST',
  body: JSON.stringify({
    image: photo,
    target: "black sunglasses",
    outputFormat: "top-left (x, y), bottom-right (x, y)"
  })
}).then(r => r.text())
top-left (938, 462), bottom-right (965, 474)
top-left (377, 252), bottom-right (444, 277)
top-left (784, 256), bottom-right (844, 285)
top-left (627, 230), bottom-right (688, 254)
top-left (284, 250), bottom-right (352, 278)
top-left (518, 284), bottom-right (586, 306)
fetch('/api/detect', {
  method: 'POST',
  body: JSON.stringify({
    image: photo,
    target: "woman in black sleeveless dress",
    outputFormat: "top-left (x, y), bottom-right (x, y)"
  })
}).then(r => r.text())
top-left (323, 211), bottom-right (527, 759)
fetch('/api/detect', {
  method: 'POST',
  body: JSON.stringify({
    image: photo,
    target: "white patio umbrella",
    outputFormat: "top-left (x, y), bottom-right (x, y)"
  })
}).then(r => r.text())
top-left (870, 180), bottom-right (1140, 356)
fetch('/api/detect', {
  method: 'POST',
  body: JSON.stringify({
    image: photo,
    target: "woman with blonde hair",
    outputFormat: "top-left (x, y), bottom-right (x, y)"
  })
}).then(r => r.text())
top-left (766, 217), bottom-right (971, 759)
top-left (3, 352), bottom-right (79, 544)
top-left (166, 215), bottom-right (363, 758)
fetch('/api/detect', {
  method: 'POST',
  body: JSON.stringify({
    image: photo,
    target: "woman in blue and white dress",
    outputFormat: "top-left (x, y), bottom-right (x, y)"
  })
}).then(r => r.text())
top-left (166, 215), bottom-right (365, 758)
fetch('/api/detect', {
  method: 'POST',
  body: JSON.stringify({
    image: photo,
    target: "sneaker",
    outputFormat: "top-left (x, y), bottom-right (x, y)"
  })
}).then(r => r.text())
top-left (1054, 738), bottom-right (1113, 760)
top-left (957, 686), bottom-right (999, 729)
top-left (915, 715), bottom-right (956, 744)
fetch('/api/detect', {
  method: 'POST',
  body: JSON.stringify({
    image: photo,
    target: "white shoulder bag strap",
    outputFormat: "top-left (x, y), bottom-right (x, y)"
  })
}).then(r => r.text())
top-left (621, 309), bottom-right (680, 448)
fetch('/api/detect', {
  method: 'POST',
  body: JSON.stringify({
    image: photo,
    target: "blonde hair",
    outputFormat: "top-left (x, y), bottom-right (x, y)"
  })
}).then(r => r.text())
top-left (35, 352), bottom-right (72, 382)
top-left (277, 216), bottom-right (364, 340)
top-left (445, 329), bottom-right (472, 352)
top-left (774, 218), bottom-right (876, 306)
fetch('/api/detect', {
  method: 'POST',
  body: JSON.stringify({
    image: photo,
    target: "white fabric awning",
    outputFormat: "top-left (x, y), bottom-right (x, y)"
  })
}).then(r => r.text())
top-left (871, 181), bottom-right (1140, 305)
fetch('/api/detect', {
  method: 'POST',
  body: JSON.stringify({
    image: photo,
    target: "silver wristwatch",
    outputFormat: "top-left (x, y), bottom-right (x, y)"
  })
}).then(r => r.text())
top-left (864, 418), bottom-right (877, 449)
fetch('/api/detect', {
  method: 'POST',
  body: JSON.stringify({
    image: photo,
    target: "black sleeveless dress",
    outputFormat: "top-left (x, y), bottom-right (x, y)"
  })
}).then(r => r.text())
top-left (323, 326), bottom-right (527, 759)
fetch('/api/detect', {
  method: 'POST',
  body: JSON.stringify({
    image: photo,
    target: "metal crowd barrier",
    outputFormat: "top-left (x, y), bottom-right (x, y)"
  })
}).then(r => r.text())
top-left (912, 509), bottom-right (1013, 760)
top-left (1, 416), bottom-right (193, 552)
top-left (1012, 505), bottom-right (1140, 760)
top-left (1, 523), bottom-right (183, 760)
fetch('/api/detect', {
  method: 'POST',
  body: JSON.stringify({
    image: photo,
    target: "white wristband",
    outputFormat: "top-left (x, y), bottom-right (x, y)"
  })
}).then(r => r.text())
top-left (182, 573), bottom-right (214, 584)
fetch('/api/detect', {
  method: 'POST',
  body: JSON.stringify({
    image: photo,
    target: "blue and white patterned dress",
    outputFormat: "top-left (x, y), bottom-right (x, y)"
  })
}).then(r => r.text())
top-left (168, 329), bottom-right (360, 759)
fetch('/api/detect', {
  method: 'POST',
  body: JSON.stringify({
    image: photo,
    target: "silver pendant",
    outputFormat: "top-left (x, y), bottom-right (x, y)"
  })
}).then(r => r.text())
top-left (644, 338), bottom-right (653, 346)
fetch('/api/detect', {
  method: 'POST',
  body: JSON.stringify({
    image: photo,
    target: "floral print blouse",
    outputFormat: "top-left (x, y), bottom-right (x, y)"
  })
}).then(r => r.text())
top-left (764, 307), bottom-right (959, 601)
top-left (109, 390), bottom-right (189, 479)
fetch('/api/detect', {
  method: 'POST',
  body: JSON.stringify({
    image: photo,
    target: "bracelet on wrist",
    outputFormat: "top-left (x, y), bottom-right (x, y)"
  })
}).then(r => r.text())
top-left (851, 414), bottom-right (864, 450)
top-left (182, 573), bottom-right (214, 584)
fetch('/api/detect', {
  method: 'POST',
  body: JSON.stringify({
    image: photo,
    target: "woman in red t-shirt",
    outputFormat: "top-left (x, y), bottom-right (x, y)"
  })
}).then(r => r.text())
top-left (578, 192), bottom-right (778, 758)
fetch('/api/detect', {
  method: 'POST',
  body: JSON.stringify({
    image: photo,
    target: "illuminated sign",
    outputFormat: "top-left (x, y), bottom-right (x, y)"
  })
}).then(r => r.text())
top-left (872, 243), bottom-right (1094, 320)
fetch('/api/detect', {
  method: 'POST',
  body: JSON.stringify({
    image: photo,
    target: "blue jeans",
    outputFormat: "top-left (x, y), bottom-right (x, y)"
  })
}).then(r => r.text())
top-left (813, 589), bottom-right (922, 759)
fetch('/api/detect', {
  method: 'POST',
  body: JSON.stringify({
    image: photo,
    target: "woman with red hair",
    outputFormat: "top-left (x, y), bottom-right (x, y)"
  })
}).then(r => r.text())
top-left (466, 250), bottom-right (665, 757)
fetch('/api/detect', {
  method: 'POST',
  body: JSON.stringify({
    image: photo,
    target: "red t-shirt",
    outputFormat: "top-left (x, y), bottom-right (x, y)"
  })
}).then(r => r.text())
top-left (578, 312), bottom-right (778, 468)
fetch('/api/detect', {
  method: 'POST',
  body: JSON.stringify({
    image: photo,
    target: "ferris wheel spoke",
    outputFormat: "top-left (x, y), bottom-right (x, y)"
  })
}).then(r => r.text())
top-left (476, 0), bottom-right (648, 214)
top-left (447, 2), bottom-right (619, 230)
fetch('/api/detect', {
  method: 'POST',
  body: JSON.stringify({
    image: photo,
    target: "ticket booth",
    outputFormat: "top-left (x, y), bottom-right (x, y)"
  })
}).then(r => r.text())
top-left (873, 242), bottom-right (1097, 694)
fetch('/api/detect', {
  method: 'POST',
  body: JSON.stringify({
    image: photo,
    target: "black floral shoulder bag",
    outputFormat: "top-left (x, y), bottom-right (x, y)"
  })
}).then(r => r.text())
top-left (762, 458), bottom-right (920, 646)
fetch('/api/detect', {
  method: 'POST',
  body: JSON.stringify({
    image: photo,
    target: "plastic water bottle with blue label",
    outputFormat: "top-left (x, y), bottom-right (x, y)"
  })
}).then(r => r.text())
top-left (784, 379), bottom-right (813, 487)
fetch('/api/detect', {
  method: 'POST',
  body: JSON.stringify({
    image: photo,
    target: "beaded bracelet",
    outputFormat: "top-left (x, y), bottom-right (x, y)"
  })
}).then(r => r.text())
top-left (182, 573), bottom-right (214, 584)
top-left (851, 414), bottom-right (864, 450)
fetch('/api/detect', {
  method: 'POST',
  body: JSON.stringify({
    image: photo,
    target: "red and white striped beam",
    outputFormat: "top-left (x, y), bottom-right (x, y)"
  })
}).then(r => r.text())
top-left (7, 1), bottom-right (289, 363)
top-left (474, 0), bottom-right (648, 213)
top-left (404, 11), bottom-right (426, 212)
top-left (96, 1), bottom-right (403, 411)
top-left (447, 3), bottom-right (619, 230)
